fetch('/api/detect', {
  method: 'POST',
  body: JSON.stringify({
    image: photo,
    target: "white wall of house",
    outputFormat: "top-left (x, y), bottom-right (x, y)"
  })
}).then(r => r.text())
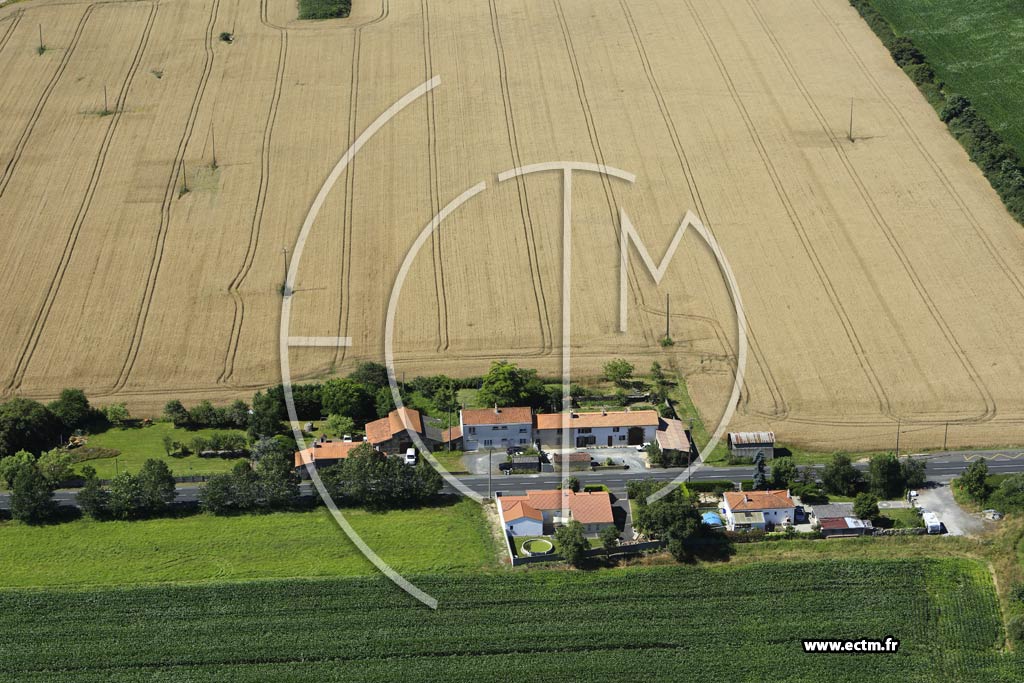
top-left (461, 422), bottom-right (532, 451)
top-left (504, 516), bottom-right (543, 537)
top-left (723, 503), bottom-right (795, 530)
top-left (536, 424), bottom-right (656, 448)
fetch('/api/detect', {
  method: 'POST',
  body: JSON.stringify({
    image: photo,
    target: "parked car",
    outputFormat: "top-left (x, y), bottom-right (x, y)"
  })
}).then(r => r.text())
top-left (404, 448), bottom-right (418, 466)
top-left (342, 434), bottom-right (353, 443)
top-left (794, 506), bottom-right (807, 523)
top-left (506, 445), bottom-right (527, 456)
top-left (635, 442), bottom-right (651, 452)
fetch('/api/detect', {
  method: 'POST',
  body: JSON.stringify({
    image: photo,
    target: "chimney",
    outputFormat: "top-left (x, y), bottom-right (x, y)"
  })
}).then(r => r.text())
top-left (601, 406), bottom-right (607, 416)
top-left (494, 403), bottom-right (500, 415)
top-left (320, 434), bottom-right (326, 443)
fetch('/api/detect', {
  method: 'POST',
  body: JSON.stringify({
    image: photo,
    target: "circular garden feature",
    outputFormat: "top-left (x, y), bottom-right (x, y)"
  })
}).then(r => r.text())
top-left (522, 539), bottom-right (553, 556)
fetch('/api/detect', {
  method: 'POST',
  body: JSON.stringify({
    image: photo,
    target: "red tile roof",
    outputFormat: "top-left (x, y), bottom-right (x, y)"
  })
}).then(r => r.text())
top-left (499, 489), bottom-right (614, 525)
top-left (723, 490), bottom-right (794, 512)
top-left (366, 407), bottom-right (423, 445)
top-left (503, 501), bottom-right (542, 522)
top-left (534, 409), bottom-right (659, 430)
top-left (442, 426), bottom-right (462, 443)
top-left (656, 418), bottom-right (691, 452)
top-left (294, 440), bottom-right (365, 467)
top-left (461, 406), bottom-right (533, 426)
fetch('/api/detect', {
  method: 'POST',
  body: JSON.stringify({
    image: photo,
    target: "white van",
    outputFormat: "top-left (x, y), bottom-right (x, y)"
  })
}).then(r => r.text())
top-left (404, 448), bottom-right (418, 466)
top-left (922, 511), bottom-right (942, 534)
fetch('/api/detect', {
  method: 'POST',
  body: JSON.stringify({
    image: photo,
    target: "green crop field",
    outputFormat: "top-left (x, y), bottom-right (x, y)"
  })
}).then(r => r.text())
top-left (0, 559), bottom-right (1019, 682)
top-left (869, 0), bottom-right (1024, 157)
top-left (75, 423), bottom-right (248, 479)
top-left (0, 499), bottom-right (497, 588)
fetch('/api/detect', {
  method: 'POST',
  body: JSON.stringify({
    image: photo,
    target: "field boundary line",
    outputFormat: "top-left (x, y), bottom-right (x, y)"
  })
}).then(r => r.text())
top-left (114, 0), bottom-right (221, 391)
top-left (744, 0), bottom-right (995, 423)
top-left (0, 4), bottom-right (94, 201)
top-left (488, 0), bottom-right (553, 356)
top-left (812, 0), bottom-right (1024, 302)
top-left (220, 0), bottom-right (288, 383)
top-left (681, 0), bottom-right (897, 420)
top-left (618, 0), bottom-right (787, 420)
top-left (0, 9), bottom-right (22, 54)
top-left (8, 1), bottom-right (159, 392)
top-left (552, 0), bottom-right (657, 349)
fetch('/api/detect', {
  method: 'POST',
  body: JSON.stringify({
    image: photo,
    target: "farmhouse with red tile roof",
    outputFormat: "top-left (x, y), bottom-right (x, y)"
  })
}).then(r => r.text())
top-left (497, 489), bottom-right (615, 537)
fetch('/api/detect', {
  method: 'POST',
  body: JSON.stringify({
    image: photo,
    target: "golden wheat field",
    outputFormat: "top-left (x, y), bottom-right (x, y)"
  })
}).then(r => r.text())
top-left (0, 0), bottom-right (1022, 451)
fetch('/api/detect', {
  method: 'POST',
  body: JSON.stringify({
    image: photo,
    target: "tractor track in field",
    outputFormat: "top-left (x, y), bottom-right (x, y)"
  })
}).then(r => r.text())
top-left (421, 0), bottom-right (449, 354)
top-left (552, 0), bottom-right (657, 351)
top-left (8, 1), bottom-right (159, 393)
top-left (219, 0), bottom-right (288, 384)
top-left (488, 0), bottom-right (553, 357)
top-left (811, 0), bottom-right (1024, 303)
top-left (617, 0), bottom-right (787, 421)
top-left (682, 0), bottom-right (897, 420)
top-left (113, 0), bottom-right (221, 392)
top-left (743, 0), bottom-right (996, 423)
top-left (0, 9), bottom-right (22, 54)
top-left (333, 24), bottom-right (361, 369)
top-left (0, 4), bottom-right (94, 202)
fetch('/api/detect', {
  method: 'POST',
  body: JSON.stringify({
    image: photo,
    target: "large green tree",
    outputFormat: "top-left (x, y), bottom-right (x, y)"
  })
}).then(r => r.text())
top-left (256, 449), bottom-right (300, 509)
top-left (107, 472), bottom-right (145, 520)
top-left (853, 492), bottom-right (880, 522)
top-left (868, 453), bottom-right (905, 499)
top-left (137, 459), bottom-right (177, 513)
top-left (47, 388), bottom-right (92, 433)
top-left (960, 459), bottom-right (991, 502)
top-left (77, 466), bottom-right (108, 520)
top-left (477, 361), bottom-right (546, 408)
top-left (822, 453), bottom-right (863, 496)
top-left (10, 464), bottom-right (55, 524)
top-left (770, 457), bottom-right (799, 488)
top-left (320, 378), bottom-right (375, 425)
top-left (0, 450), bottom-right (35, 489)
top-left (603, 359), bottom-right (634, 387)
top-left (554, 520), bottom-right (590, 568)
top-left (0, 398), bottom-right (61, 457)
top-left (36, 449), bottom-right (74, 487)
top-left (248, 390), bottom-right (285, 439)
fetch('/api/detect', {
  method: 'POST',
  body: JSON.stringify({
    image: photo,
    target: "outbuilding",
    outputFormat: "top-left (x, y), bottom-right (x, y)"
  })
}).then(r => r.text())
top-left (727, 431), bottom-right (775, 460)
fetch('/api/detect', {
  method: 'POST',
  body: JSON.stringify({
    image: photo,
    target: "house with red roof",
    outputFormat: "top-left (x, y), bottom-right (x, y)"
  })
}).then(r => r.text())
top-left (721, 489), bottom-right (796, 531)
top-left (497, 489), bottom-right (616, 537)
top-left (293, 437), bottom-right (368, 468)
top-left (364, 407), bottom-right (443, 454)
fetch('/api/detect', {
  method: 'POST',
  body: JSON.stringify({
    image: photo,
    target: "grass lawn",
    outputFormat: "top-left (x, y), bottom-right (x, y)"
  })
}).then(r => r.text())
top-left (76, 423), bottom-right (248, 479)
top-left (429, 450), bottom-right (468, 475)
top-left (0, 498), bottom-right (497, 588)
top-left (665, 368), bottom-right (729, 464)
top-left (881, 507), bottom-right (923, 529)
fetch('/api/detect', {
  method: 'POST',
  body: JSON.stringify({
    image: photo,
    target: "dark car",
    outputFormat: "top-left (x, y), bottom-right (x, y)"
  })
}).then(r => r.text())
top-left (794, 506), bottom-right (807, 523)
top-left (506, 445), bottom-right (527, 456)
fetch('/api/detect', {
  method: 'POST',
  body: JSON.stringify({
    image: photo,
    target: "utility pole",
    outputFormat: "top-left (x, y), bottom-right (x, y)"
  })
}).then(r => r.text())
top-left (943, 421), bottom-right (949, 451)
top-left (848, 98), bottom-right (854, 143)
top-left (103, 85), bottom-right (108, 115)
top-left (895, 418), bottom-right (901, 456)
top-left (281, 246), bottom-right (288, 286)
top-left (180, 164), bottom-right (188, 193)
top-left (211, 125), bottom-right (217, 169)
top-left (38, 25), bottom-right (43, 52)
top-left (665, 293), bottom-right (671, 340)
top-left (487, 448), bottom-right (492, 499)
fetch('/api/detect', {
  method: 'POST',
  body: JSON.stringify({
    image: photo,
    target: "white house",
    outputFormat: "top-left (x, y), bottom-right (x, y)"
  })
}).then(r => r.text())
top-left (459, 406), bottom-right (533, 451)
top-left (534, 409), bottom-right (659, 448)
top-left (497, 489), bottom-right (615, 537)
top-left (721, 490), bottom-right (795, 531)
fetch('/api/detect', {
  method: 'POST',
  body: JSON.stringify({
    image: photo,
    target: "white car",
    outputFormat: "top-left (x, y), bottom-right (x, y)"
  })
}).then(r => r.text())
top-left (635, 442), bottom-right (651, 452)
top-left (404, 448), bottom-right (418, 466)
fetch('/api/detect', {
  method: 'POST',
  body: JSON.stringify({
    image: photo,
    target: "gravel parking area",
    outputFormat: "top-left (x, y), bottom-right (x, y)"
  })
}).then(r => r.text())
top-left (916, 485), bottom-right (985, 536)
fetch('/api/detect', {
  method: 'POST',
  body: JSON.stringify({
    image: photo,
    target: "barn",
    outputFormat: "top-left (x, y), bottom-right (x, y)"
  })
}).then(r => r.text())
top-left (727, 431), bottom-right (776, 460)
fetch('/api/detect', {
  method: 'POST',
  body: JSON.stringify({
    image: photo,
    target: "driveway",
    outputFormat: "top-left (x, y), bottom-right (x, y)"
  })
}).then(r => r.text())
top-left (916, 485), bottom-right (985, 536)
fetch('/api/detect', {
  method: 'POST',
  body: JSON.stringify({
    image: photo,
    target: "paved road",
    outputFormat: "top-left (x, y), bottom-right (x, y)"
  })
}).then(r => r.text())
top-left (2, 449), bottom-right (1023, 510)
top-left (916, 485), bottom-right (986, 536)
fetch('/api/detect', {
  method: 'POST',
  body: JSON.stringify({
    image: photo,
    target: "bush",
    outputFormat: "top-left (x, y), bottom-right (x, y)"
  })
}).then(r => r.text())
top-left (1008, 615), bottom-right (1024, 648)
